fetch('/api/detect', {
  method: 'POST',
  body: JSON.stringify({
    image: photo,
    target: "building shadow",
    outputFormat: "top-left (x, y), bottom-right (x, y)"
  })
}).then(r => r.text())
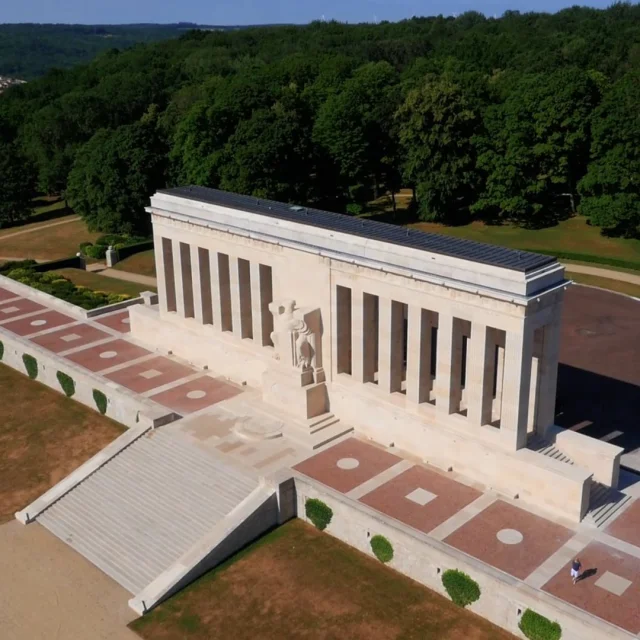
top-left (555, 364), bottom-right (640, 453)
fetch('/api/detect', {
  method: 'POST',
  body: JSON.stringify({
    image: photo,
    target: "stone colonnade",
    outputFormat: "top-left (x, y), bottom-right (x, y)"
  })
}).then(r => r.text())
top-left (155, 234), bottom-right (275, 348)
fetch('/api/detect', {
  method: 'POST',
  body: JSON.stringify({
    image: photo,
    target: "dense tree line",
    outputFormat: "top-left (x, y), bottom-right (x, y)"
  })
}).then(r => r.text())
top-left (0, 5), bottom-right (639, 237)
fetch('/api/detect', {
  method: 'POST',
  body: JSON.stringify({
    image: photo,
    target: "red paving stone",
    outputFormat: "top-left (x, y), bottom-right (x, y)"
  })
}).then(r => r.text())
top-left (0, 310), bottom-right (76, 336)
top-left (0, 286), bottom-right (18, 302)
top-left (149, 375), bottom-right (242, 414)
top-left (359, 465), bottom-right (481, 534)
top-left (443, 500), bottom-right (574, 580)
top-left (294, 438), bottom-right (401, 493)
top-left (104, 355), bottom-right (194, 394)
top-left (64, 338), bottom-right (150, 372)
top-left (543, 541), bottom-right (640, 633)
top-left (0, 298), bottom-right (46, 320)
top-left (94, 310), bottom-right (132, 333)
top-left (30, 323), bottom-right (111, 354)
top-left (604, 499), bottom-right (640, 547)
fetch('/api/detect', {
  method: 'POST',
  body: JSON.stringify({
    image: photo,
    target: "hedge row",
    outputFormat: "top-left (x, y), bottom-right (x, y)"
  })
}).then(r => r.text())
top-left (522, 248), bottom-right (640, 272)
top-left (79, 234), bottom-right (149, 260)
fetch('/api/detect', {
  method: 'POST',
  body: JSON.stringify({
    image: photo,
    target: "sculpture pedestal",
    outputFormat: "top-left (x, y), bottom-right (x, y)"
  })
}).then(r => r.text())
top-left (262, 366), bottom-right (328, 421)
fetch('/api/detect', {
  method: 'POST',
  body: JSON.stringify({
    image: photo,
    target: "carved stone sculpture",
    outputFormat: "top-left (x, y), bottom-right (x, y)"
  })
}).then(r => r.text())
top-left (269, 299), bottom-right (315, 371)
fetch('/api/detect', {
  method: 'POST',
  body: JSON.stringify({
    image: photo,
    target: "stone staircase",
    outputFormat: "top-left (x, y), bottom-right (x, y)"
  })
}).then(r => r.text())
top-left (527, 435), bottom-right (574, 465)
top-left (583, 482), bottom-right (633, 529)
top-left (37, 429), bottom-right (258, 595)
top-left (286, 412), bottom-right (353, 449)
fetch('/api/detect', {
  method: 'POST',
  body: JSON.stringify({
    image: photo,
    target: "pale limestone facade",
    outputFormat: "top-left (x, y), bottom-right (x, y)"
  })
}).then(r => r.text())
top-left (133, 187), bottom-right (622, 521)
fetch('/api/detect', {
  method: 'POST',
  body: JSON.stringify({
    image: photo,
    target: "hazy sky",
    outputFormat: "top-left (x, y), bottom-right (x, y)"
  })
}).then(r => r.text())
top-left (1, 0), bottom-right (614, 25)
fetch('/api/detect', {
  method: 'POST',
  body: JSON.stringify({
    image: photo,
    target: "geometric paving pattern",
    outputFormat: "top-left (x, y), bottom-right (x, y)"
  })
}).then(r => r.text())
top-left (149, 375), bottom-right (243, 414)
top-left (104, 355), bottom-right (194, 393)
top-left (62, 338), bottom-right (150, 372)
top-left (0, 310), bottom-right (76, 336)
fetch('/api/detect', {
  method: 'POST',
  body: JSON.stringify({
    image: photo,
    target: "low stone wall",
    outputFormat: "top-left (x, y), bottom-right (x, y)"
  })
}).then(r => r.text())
top-left (0, 324), bottom-right (175, 430)
top-left (294, 473), bottom-right (633, 640)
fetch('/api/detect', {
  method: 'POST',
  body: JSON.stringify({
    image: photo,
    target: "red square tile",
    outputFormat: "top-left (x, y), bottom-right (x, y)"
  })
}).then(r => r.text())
top-left (149, 375), bottom-right (242, 414)
top-left (443, 500), bottom-right (574, 580)
top-left (0, 298), bottom-right (46, 320)
top-left (1, 310), bottom-right (76, 336)
top-left (543, 541), bottom-right (640, 633)
top-left (0, 286), bottom-right (19, 302)
top-left (31, 323), bottom-right (111, 354)
top-left (604, 499), bottom-right (640, 547)
top-left (105, 356), bottom-right (194, 394)
top-left (294, 438), bottom-right (401, 493)
top-left (94, 310), bottom-right (132, 333)
top-left (360, 465), bottom-right (481, 534)
top-left (64, 339), bottom-right (150, 372)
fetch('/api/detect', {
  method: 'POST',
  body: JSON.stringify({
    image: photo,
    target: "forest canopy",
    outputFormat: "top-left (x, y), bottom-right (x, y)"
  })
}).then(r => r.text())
top-left (0, 5), bottom-right (639, 237)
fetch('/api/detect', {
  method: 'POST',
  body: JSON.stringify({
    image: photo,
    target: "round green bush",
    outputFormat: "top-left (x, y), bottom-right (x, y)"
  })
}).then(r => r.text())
top-left (0, 340), bottom-right (4, 361)
top-left (370, 535), bottom-right (394, 563)
top-left (56, 371), bottom-right (76, 398)
top-left (93, 389), bottom-right (108, 415)
top-left (84, 244), bottom-right (108, 260)
top-left (519, 609), bottom-right (562, 640)
top-left (442, 569), bottom-right (481, 608)
top-left (22, 354), bottom-right (38, 380)
top-left (305, 498), bottom-right (333, 531)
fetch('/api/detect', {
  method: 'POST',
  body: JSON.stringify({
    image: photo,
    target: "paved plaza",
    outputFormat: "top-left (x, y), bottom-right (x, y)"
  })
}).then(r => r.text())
top-left (295, 437), bottom-right (640, 634)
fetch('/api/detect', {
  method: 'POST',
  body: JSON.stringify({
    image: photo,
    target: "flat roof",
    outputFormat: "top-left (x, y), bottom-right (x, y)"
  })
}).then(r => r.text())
top-left (158, 186), bottom-right (557, 274)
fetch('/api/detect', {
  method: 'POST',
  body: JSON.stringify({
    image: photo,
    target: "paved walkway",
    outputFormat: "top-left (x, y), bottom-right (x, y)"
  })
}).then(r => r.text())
top-left (98, 268), bottom-right (158, 288)
top-left (563, 263), bottom-right (640, 286)
top-left (0, 520), bottom-right (138, 640)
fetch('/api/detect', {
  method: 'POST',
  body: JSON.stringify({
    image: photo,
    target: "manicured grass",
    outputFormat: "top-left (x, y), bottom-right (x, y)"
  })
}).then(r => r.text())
top-left (113, 250), bottom-right (156, 277)
top-left (411, 216), bottom-right (640, 268)
top-left (0, 218), bottom-right (100, 260)
top-left (130, 519), bottom-right (515, 640)
top-left (567, 273), bottom-right (640, 299)
top-left (0, 362), bottom-right (124, 523)
top-left (53, 268), bottom-right (154, 297)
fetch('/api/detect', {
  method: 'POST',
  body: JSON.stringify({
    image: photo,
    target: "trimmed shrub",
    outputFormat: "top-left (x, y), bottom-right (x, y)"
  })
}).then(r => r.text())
top-left (519, 609), bottom-right (562, 640)
top-left (0, 340), bottom-right (3, 361)
top-left (83, 244), bottom-right (108, 260)
top-left (93, 389), bottom-right (108, 415)
top-left (305, 498), bottom-right (333, 531)
top-left (370, 535), bottom-right (394, 563)
top-left (441, 569), bottom-right (481, 608)
top-left (56, 371), bottom-right (76, 397)
top-left (22, 354), bottom-right (38, 380)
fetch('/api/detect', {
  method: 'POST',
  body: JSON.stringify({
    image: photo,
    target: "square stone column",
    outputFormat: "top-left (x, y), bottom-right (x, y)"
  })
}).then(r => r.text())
top-left (534, 313), bottom-right (563, 437)
top-left (171, 239), bottom-right (188, 318)
top-left (501, 326), bottom-right (534, 450)
top-left (527, 327), bottom-right (544, 434)
top-left (406, 306), bottom-right (433, 405)
top-left (250, 263), bottom-right (273, 346)
top-left (190, 245), bottom-right (213, 325)
top-left (378, 298), bottom-right (404, 394)
top-left (351, 289), bottom-right (365, 382)
top-left (209, 251), bottom-right (232, 332)
top-left (466, 323), bottom-right (493, 427)
top-left (155, 235), bottom-right (174, 314)
top-left (435, 314), bottom-right (463, 415)
top-left (229, 257), bottom-right (252, 339)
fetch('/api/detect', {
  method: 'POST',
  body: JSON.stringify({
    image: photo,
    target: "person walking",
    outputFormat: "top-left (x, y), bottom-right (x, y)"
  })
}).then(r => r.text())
top-left (571, 558), bottom-right (582, 584)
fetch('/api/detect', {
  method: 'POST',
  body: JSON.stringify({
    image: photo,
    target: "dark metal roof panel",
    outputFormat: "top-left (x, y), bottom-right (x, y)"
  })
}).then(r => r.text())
top-left (157, 186), bottom-right (557, 274)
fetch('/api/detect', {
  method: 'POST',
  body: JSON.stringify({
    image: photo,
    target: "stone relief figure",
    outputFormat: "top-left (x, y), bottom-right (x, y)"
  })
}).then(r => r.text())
top-left (269, 300), bottom-right (315, 370)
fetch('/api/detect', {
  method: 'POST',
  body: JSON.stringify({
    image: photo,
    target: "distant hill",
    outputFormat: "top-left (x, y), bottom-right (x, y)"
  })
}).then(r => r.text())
top-left (0, 23), bottom-right (279, 79)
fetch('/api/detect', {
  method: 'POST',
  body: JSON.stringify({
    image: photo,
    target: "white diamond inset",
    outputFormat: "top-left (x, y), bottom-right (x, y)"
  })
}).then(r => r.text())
top-left (496, 529), bottom-right (524, 545)
top-left (595, 571), bottom-right (632, 596)
top-left (1, 306), bottom-right (20, 314)
top-left (139, 369), bottom-right (162, 380)
top-left (99, 350), bottom-right (118, 359)
top-left (405, 487), bottom-right (437, 506)
top-left (60, 333), bottom-right (81, 343)
top-left (186, 390), bottom-right (207, 399)
top-left (30, 319), bottom-right (47, 327)
top-left (336, 457), bottom-right (360, 470)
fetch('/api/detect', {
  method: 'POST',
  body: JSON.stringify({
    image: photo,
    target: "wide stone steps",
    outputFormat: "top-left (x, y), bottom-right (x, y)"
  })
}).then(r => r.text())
top-left (583, 482), bottom-right (633, 529)
top-left (527, 436), bottom-right (574, 465)
top-left (37, 429), bottom-right (258, 595)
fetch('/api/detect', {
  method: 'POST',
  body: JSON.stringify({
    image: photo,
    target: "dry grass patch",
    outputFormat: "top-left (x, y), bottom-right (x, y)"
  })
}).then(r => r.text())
top-left (130, 519), bottom-right (515, 640)
top-left (566, 273), bottom-right (640, 299)
top-left (113, 250), bottom-right (156, 277)
top-left (0, 363), bottom-right (125, 523)
top-left (54, 268), bottom-right (153, 297)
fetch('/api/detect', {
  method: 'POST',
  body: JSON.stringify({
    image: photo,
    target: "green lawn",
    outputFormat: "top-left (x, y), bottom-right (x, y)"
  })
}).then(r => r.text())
top-left (130, 519), bottom-right (515, 640)
top-left (113, 249), bottom-right (156, 277)
top-left (566, 272), bottom-right (640, 299)
top-left (54, 268), bottom-right (154, 297)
